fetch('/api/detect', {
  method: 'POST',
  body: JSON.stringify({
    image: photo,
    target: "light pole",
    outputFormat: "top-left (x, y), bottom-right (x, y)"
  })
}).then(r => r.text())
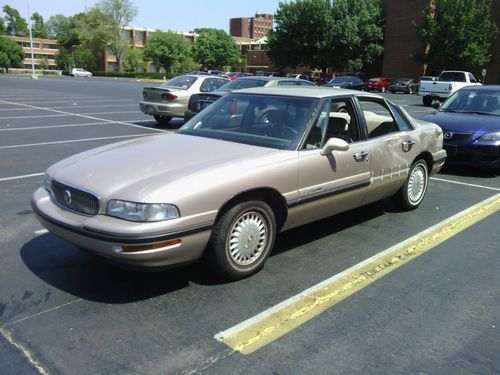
top-left (27, 0), bottom-right (37, 79)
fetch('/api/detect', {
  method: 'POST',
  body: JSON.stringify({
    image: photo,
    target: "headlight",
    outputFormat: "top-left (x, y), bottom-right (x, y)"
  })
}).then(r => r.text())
top-left (478, 132), bottom-right (500, 142)
top-left (43, 173), bottom-right (52, 192)
top-left (107, 200), bottom-right (180, 222)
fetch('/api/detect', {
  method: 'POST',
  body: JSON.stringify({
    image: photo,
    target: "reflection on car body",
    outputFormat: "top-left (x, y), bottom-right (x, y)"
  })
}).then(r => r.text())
top-left (32, 87), bottom-right (446, 280)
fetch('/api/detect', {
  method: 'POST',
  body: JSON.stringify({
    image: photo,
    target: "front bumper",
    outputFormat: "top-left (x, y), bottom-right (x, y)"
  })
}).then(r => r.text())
top-left (32, 188), bottom-right (212, 268)
top-left (139, 101), bottom-right (185, 118)
top-left (443, 143), bottom-right (500, 169)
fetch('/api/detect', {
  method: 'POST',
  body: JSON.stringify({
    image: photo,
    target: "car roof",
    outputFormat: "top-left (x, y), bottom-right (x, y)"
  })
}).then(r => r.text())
top-left (459, 85), bottom-right (500, 92)
top-left (232, 86), bottom-right (383, 99)
top-left (235, 76), bottom-right (303, 82)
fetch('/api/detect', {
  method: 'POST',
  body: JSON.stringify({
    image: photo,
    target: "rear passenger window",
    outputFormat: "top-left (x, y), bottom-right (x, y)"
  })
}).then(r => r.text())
top-left (359, 99), bottom-right (399, 138)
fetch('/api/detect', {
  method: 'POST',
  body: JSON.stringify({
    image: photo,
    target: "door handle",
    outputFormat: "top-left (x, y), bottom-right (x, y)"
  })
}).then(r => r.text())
top-left (402, 140), bottom-right (416, 152)
top-left (353, 151), bottom-right (369, 161)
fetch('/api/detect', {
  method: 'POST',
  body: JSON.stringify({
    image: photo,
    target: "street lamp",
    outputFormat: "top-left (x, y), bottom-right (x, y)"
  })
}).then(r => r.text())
top-left (26, 0), bottom-right (37, 80)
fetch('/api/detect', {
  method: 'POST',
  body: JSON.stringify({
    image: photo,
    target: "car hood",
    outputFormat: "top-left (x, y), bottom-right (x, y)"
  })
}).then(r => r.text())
top-left (420, 111), bottom-right (500, 134)
top-left (47, 134), bottom-right (279, 203)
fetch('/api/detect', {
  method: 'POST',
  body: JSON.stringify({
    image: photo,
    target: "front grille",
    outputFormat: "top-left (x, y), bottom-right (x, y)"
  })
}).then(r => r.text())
top-left (443, 131), bottom-right (473, 142)
top-left (51, 180), bottom-right (99, 215)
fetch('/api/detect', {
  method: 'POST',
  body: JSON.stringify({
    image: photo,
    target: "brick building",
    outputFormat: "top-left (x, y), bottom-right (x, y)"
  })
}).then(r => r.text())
top-left (9, 36), bottom-right (60, 71)
top-left (230, 13), bottom-right (273, 40)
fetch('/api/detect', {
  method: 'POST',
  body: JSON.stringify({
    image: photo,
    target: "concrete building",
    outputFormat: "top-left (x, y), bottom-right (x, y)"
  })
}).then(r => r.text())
top-left (10, 36), bottom-right (60, 71)
top-left (230, 13), bottom-right (273, 40)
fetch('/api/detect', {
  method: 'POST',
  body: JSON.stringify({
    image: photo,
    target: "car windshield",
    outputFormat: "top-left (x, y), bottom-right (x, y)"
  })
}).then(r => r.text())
top-left (161, 75), bottom-right (197, 90)
top-left (440, 89), bottom-right (500, 116)
top-left (178, 93), bottom-right (319, 150)
top-left (330, 77), bottom-right (351, 83)
top-left (218, 79), bottom-right (268, 92)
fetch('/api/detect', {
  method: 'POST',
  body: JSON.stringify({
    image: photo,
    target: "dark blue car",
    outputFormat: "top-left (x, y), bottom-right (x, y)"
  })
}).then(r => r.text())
top-left (420, 85), bottom-right (500, 169)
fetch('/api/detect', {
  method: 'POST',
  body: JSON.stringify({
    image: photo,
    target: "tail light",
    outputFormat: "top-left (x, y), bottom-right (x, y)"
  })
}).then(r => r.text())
top-left (161, 93), bottom-right (177, 101)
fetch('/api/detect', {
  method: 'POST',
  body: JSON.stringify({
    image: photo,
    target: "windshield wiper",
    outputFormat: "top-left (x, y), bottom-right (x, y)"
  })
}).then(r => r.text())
top-left (439, 108), bottom-right (458, 113)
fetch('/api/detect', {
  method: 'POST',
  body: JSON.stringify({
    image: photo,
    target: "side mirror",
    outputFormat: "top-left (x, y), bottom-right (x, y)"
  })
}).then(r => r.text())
top-left (320, 138), bottom-right (349, 156)
top-left (432, 102), bottom-right (441, 109)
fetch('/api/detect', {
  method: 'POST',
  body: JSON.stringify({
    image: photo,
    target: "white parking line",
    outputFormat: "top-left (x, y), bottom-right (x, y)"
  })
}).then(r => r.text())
top-left (0, 173), bottom-right (44, 182)
top-left (34, 229), bottom-right (49, 235)
top-left (20, 98), bottom-right (137, 104)
top-left (0, 114), bottom-right (69, 119)
top-left (0, 104), bottom-right (136, 111)
top-left (80, 111), bottom-right (140, 115)
top-left (0, 122), bottom-right (110, 131)
top-left (0, 99), bottom-right (167, 133)
top-left (0, 133), bottom-right (155, 150)
top-left (431, 177), bottom-right (500, 191)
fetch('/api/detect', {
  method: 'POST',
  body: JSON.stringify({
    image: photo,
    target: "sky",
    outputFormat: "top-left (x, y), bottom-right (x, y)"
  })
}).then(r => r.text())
top-left (2, 0), bottom-right (283, 32)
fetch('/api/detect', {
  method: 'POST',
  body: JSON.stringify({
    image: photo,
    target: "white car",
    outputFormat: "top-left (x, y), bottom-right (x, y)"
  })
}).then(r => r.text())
top-left (70, 68), bottom-right (92, 77)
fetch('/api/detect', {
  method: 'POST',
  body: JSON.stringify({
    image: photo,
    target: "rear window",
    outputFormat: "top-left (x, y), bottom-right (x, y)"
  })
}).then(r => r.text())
top-left (438, 72), bottom-right (466, 82)
top-left (162, 76), bottom-right (198, 89)
top-left (220, 79), bottom-right (267, 91)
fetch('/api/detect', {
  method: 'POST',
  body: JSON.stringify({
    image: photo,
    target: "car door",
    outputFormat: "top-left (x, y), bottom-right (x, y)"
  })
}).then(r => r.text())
top-left (290, 98), bottom-right (372, 227)
top-left (355, 96), bottom-right (418, 204)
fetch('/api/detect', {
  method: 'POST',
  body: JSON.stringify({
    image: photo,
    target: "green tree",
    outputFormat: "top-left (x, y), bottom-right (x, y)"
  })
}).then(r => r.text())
top-left (143, 30), bottom-right (188, 73)
top-left (267, 0), bottom-right (384, 72)
top-left (122, 47), bottom-right (143, 72)
top-left (191, 28), bottom-right (240, 69)
top-left (0, 35), bottom-right (24, 72)
top-left (74, 45), bottom-right (94, 68)
top-left (0, 17), bottom-right (6, 34)
top-left (267, 0), bottom-right (334, 71)
top-left (415, 0), bottom-right (498, 73)
top-left (2, 5), bottom-right (28, 36)
top-left (76, 0), bottom-right (137, 71)
top-left (31, 12), bottom-right (48, 39)
top-left (46, 14), bottom-right (81, 48)
top-left (55, 47), bottom-right (74, 69)
top-left (39, 57), bottom-right (49, 72)
top-left (329, 0), bottom-right (384, 72)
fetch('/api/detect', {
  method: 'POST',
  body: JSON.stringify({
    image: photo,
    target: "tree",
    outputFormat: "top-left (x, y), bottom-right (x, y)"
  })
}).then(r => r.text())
top-left (0, 35), bottom-right (24, 72)
top-left (329, 0), bottom-right (384, 72)
top-left (39, 57), bottom-right (49, 72)
top-left (31, 12), bottom-right (48, 38)
top-left (143, 30), bottom-right (188, 73)
top-left (2, 5), bottom-right (28, 36)
top-left (76, 0), bottom-right (137, 71)
top-left (267, 0), bottom-right (334, 71)
top-left (415, 0), bottom-right (498, 73)
top-left (0, 17), bottom-right (6, 34)
top-left (191, 28), bottom-right (240, 69)
top-left (74, 45), bottom-right (94, 68)
top-left (122, 47), bottom-right (143, 72)
top-left (55, 47), bottom-right (74, 69)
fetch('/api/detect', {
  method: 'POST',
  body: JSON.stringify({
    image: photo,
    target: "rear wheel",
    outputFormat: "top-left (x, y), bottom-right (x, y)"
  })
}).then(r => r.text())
top-left (153, 115), bottom-right (172, 125)
top-left (393, 159), bottom-right (429, 210)
top-left (206, 200), bottom-right (276, 280)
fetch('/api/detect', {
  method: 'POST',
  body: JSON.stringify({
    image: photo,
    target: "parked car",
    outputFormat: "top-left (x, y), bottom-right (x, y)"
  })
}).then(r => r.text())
top-left (389, 78), bottom-right (418, 94)
top-left (185, 76), bottom-right (316, 120)
top-left (139, 74), bottom-right (229, 124)
top-left (420, 85), bottom-right (499, 169)
top-left (418, 70), bottom-right (481, 106)
top-left (33, 87), bottom-right (446, 280)
top-left (419, 76), bottom-right (437, 82)
top-left (223, 72), bottom-right (253, 80)
top-left (366, 77), bottom-right (391, 92)
top-left (322, 76), bottom-right (366, 91)
top-left (70, 68), bottom-right (92, 77)
top-left (286, 73), bottom-right (310, 80)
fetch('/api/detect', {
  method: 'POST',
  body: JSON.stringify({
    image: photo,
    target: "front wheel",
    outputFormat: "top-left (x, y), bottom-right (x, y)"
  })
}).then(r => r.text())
top-left (392, 159), bottom-right (429, 210)
top-left (153, 115), bottom-right (172, 125)
top-left (206, 201), bottom-right (276, 280)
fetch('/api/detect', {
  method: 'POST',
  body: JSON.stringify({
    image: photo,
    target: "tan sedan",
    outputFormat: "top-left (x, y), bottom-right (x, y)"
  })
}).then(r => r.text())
top-left (140, 74), bottom-right (228, 124)
top-left (32, 87), bottom-right (446, 279)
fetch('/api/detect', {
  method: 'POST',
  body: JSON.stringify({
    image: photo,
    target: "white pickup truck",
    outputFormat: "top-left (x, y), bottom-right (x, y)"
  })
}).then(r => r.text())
top-left (418, 70), bottom-right (481, 106)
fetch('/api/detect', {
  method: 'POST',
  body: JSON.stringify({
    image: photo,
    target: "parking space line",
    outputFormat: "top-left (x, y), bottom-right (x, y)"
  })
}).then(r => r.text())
top-left (0, 134), bottom-right (156, 150)
top-left (0, 99), bottom-right (167, 133)
top-left (16, 99), bottom-right (137, 104)
top-left (431, 177), bottom-right (500, 192)
top-left (0, 122), bottom-right (110, 131)
top-left (0, 114), bottom-right (69, 119)
top-left (80, 111), bottom-right (140, 115)
top-left (0, 173), bottom-right (44, 182)
top-left (215, 193), bottom-right (500, 354)
top-left (0, 104), bottom-right (136, 111)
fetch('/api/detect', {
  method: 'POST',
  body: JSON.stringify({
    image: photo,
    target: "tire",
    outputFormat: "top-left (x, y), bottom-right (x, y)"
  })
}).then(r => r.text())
top-left (423, 96), bottom-right (433, 107)
top-left (206, 200), bottom-right (276, 280)
top-left (408, 88), bottom-right (414, 95)
top-left (153, 115), bottom-right (172, 125)
top-left (392, 159), bottom-right (429, 210)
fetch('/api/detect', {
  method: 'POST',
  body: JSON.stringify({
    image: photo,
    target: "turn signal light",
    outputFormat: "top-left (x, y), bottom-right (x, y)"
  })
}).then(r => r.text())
top-left (161, 93), bottom-right (178, 101)
top-left (121, 239), bottom-right (181, 253)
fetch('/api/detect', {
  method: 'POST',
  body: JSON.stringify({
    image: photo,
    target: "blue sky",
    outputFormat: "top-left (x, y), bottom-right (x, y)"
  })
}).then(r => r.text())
top-left (3, 0), bottom-right (283, 32)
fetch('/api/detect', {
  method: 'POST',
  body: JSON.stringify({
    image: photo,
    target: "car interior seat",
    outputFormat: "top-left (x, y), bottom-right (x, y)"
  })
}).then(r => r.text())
top-left (324, 113), bottom-right (352, 143)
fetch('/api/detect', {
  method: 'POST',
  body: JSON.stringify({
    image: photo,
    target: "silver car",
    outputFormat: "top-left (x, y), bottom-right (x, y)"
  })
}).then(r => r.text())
top-left (140, 74), bottom-right (229, 124)
top-left (33, 87), bottom-right (446, 279)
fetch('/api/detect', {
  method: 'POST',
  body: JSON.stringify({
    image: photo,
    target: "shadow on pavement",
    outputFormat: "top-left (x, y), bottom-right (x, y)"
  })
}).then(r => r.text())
top-left (439, 164), bottom-right (499, 178)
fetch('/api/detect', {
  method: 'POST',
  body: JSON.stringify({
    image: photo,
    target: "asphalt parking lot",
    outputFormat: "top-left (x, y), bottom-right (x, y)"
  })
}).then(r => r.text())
top-left (0, 74), bottom-right (499, 375)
